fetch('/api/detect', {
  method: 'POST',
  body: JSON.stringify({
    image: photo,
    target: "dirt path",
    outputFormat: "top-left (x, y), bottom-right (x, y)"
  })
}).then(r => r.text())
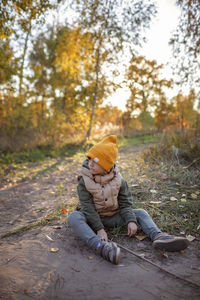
top-left (0, 143), bottom-right (200, 300)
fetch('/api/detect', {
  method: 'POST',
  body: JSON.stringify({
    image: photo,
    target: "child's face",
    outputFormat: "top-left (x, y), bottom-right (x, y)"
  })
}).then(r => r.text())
top-left (88, 159), bottom-right (107, 175)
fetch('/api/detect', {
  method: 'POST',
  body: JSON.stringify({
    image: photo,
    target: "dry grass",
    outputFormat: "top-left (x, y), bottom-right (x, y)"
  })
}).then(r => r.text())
top-left (117, 141), bottom-right (200, 238)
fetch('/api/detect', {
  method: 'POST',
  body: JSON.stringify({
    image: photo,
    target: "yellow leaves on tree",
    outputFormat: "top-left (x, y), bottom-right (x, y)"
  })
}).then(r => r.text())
top-left (55, 27), bottom-right (95, 79)
top-left (171, 89), bottom-right (197, 131)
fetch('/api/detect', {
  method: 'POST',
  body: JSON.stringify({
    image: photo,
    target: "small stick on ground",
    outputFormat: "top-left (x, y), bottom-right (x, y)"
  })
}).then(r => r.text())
top-left (116, 242), bottom-right (200, 289)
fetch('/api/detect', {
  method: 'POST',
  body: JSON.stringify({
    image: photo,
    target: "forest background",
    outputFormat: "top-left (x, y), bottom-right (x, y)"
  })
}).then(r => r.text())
top-left (0, 0), bottom-right (199, 163)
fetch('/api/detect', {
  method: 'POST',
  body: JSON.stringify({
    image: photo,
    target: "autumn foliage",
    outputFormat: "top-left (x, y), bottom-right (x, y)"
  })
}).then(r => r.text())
top-left (0, 0), bottom-right (199, 153)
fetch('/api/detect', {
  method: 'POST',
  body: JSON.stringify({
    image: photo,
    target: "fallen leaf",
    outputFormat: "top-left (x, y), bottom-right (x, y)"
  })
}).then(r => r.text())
top-left (17, 218), bottom-right (23, 222)
top-left (135, 235), bottom-right (147, 241)
top-left (195, 190), bottom-right (200, 195)
top-left (180, 249), bottom-right (187, 254)
top-left (138, 253), bottom-right (145, 258)
top-left (180, 231), bottom-right (185, 235)
top-left (150, 189), bottom-right (157, 194)
top-left (181, 198), bottom-right (187, 202)
top-left (50, 248), bottom-right (59, 253)
top-left (186, 235), bottom-right (196, 242)
top-left (24, 289), bottom-right (31, 294)
top-left (71, 267), bottom-right (80, 272)
top-left (150, 201), bottom-right (161, 204)
top-left (158, 250), bottom-right (168, 258)
top-left (31, 211), bottom-right (38, 216)
top-left (46, 235), bottom-right (54, 242)
top-left (60, 208), bottom-right (67, 214)
top-left (191, 193), bottom-right (198, 199)
top-left (170, 196), bottom-right (178, 201)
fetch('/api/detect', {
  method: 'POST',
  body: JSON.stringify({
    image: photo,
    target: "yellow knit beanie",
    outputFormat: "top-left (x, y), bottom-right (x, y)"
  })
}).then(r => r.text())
top-left (87, 135), bottom-right (118, 172)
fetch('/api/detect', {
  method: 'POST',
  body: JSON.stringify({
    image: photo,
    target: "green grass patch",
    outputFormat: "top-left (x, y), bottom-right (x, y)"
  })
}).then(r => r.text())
top-left (0, 143), bottom-right (89, 166)
top-left (0, 134), bottom-right (159, 166)
top-left (118, 134), bottom-right (160, 148)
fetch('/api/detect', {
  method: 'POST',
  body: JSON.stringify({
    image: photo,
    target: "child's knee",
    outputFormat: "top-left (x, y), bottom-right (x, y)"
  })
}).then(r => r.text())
top-left (68, 211), bottom-right (82, 226)
top-left (134, 208), bottom-right (149, 219)
top-left (67, 211), bottom-right (79, 226)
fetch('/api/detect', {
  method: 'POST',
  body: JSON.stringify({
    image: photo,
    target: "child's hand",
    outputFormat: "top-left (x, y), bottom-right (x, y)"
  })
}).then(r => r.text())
top-left (97, 228), bottom-right (108, 241)
top-left (127, 222), bottom-right (138, 237)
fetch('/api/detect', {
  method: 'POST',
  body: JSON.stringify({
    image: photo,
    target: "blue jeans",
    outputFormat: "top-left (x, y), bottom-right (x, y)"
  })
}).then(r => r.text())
top-left (68, 209), bottom-right (161, 250)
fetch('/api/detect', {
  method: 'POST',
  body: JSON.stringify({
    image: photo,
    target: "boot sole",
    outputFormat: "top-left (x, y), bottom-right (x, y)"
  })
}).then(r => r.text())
top-left (114, 247), bottom-right (120, 264)
top-left (153, 238), bottom-right (189, 252)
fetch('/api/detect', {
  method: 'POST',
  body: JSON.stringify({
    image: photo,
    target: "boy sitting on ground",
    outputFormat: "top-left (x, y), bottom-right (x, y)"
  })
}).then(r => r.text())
top-left (68, 135), bottom-right (189, 264)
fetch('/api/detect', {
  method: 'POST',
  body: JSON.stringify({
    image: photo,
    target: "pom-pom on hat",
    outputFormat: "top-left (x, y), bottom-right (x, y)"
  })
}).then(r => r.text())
top-left (87, 135), bottom-right (118, 172)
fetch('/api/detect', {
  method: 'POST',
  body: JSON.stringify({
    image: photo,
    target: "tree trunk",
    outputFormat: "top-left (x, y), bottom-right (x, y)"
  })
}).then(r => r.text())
top-left (86, 46), bottom-right (100, 139)
top-left (19, 23), bottom-right (32, 95)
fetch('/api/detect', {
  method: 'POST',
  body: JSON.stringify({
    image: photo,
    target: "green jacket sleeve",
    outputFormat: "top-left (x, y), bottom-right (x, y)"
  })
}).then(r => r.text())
top-left (77, 178), bottom-right (104, 232)
top-left (118, 179), bottom-right (137, 224)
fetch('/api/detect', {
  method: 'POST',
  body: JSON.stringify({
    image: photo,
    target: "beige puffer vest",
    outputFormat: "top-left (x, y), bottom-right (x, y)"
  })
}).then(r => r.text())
top-left (81, 165), bottom-right (122, 217)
